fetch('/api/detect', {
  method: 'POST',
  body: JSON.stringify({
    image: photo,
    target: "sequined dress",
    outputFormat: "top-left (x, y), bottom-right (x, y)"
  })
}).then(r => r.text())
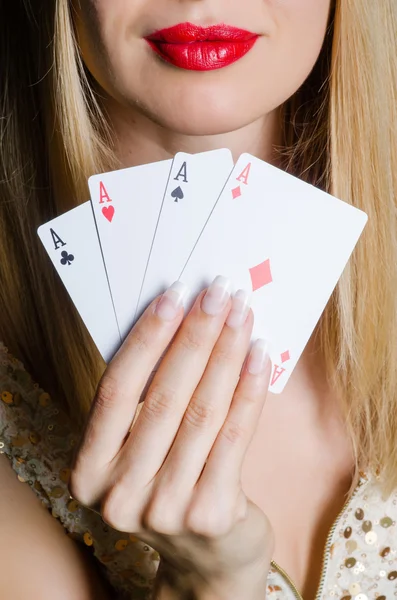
top-left (1, 341), bottom-right (397, 600)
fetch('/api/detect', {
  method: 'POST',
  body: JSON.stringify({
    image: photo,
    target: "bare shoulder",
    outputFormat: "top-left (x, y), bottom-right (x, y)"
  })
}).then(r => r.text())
top-left (0, 454), bottom-right (110, 599)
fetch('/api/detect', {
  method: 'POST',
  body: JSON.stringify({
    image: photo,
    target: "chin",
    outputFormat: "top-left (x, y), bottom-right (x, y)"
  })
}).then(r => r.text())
top-left (145, 105), bottom-right (257, 136)
top-left (124, 85), bottom-right (268, 136)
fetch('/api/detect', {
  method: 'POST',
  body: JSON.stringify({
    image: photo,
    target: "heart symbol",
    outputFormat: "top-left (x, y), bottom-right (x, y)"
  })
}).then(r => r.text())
top-left (171, 186), bottom-right (184, 202)
top-left (102, 205), bottom-right (115, 223)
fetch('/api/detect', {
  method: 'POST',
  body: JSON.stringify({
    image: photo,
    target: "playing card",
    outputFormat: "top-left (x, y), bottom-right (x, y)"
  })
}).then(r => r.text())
top-left (37, 201), bottom-right (121, 362)
top-left (180, 153), bottom-right (368, 394)
top-left (135, 149), bottom-right (234, 320)
top-left (88, 159), bottom-right (173, 341)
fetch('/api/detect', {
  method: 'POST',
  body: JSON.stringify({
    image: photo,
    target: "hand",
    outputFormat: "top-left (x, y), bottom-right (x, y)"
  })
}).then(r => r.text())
top-left (69, 276), bottom-right (274, 595)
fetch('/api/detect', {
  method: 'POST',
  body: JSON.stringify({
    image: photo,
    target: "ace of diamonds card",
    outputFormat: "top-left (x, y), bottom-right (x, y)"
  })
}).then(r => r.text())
top-left (180, 154), bottom-right (368, 394)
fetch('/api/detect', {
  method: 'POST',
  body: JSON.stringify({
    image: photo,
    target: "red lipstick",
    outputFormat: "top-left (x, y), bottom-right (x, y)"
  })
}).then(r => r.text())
top-left (145, 23), bottom-right (258, 71)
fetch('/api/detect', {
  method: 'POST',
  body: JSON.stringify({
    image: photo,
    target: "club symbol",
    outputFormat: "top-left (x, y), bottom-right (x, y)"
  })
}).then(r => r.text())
top-left (60, 250), bottom-right (75, 266)
top-left (171, 186), bottom-right (184, 202)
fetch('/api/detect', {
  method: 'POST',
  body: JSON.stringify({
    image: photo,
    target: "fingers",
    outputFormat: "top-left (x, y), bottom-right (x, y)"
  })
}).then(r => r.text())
top-left (189, 338), bottom-right (271, 532)
top-left (149, 335), bottom-right (270, 537)
top-left (146, 292), bottom-right (254, 516)
top-left (70, 282), bottom-right (188, 503)
top-left (117, 276), bottom-right (234, 486)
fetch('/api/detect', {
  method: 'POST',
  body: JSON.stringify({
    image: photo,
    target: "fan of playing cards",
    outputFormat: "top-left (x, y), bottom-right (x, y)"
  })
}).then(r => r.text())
top-left (38, 149), bottom-right (368, 394)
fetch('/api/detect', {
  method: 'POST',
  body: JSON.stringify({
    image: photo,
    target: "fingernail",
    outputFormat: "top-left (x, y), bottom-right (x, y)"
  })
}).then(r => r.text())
top-left (155, 281), bottom-right (189, 321)
top-left (247, 339), bottom-right (269, 375)
top-left (226, 289), bottom-right (251, 329)
top-left (201, 275), bottom-right (232, 316)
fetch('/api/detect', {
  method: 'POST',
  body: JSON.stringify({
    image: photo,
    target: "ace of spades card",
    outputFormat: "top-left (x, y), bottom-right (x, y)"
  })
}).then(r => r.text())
top-left (180, 154), bottom-right (368, 394)
top-left (135, 149), bottom-right (234, 320)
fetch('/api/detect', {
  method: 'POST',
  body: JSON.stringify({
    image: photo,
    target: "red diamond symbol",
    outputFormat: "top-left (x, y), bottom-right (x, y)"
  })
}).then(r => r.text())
top-left (232, 186), bottom-right (241, 199)
top-left (281, 350), bottom-right (290, 363)
top-left (249, 259), bottom-right (273, 292)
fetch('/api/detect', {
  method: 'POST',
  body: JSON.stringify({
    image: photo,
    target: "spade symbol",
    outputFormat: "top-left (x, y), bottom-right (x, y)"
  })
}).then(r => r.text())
top-left (171, 186), bottom-right (184, 203)
top-left (60, 250), bottom-right (74, 266)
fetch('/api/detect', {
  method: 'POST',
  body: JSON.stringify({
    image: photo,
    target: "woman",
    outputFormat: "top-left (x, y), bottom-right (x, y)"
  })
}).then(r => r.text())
top-left (0, 0), bottom-right (396, 598)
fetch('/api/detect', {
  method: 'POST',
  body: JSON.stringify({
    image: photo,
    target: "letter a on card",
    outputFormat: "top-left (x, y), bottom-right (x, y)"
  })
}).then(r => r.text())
top-left (98, 182), bottom-right (115, 223)
top-left (231, 162), bottom-right (251, 199)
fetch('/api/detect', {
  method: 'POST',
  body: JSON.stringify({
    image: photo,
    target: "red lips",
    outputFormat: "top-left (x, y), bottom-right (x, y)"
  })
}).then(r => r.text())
top-left (145, 23), bottom-right (258, 71)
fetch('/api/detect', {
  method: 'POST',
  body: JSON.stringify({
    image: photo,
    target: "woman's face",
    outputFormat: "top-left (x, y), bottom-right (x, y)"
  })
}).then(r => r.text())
top-left (73, 0), bottom-right (332, 135)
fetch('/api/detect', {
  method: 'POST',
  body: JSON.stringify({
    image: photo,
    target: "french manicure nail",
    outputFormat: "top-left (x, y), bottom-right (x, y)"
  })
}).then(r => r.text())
top-left (155, 281), bottom-right (189, 321)
top-left (201, 275), bottom-right (232, 316)
top-left (226, 289), bottom-right (251, 329)
top-left (247, 339), bottom-right (269, 375)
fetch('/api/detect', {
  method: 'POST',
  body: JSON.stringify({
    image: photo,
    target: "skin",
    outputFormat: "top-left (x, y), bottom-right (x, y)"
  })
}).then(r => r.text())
top-left (0, 454), bottom-right (111, 599)
top-left (71, 287), bottom-right (275, 598)
top-left (70, 1), bottom-right (355, 598)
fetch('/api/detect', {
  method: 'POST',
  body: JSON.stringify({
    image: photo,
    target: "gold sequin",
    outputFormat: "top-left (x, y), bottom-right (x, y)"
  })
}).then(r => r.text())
top-left (1, 391), bottom-right (13, 404)
top-left (365, 531), bottom-right (378, 545)
top-left (355, 508), bottom-right (364, 520)
top-left (346, 540), bottom-right (358, 553)
top-left (50, 486), bottom-right (65, 499)
top-left (34, 480), bottom-right (44, 493)
top-left (268, 586), bottom-right (282, 593)
top-left (344, 526), bottom-right (352, 538)
top-left (381, 547), bottom-right (391, 557)
top-left (38, 392), bottom-right (51, 407)
top-left (115, 539), bottom-right (129, 551)
top-left (349, 583), bottom-right (361, 595)
top-left (341, 596), bottom-right (352, 600)
top-left (17, 475), bottom-right (27, 483)
top-left (388, 571), bottom-right (397, 581)
top-left (345, 558), bottom-right (357, 568)
top-left (59, 468), bottom-right (71, 483)
top-left (29, 432), bottom-right (41, 445)
top-left (83, 532), bottom-right (93, 546)
top-left (362, 520), bottom-right (372, 532)
top-left (67, 499), bottom-right (80, 512)
top-left (378, 596), bottom-right (386, 600)
top-left (380, 517), bottom-right (393, 528)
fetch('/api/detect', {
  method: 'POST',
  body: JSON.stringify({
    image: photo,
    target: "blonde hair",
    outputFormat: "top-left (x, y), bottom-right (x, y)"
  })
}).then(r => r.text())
top-left (1, 0), bottom-right (396, 496)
